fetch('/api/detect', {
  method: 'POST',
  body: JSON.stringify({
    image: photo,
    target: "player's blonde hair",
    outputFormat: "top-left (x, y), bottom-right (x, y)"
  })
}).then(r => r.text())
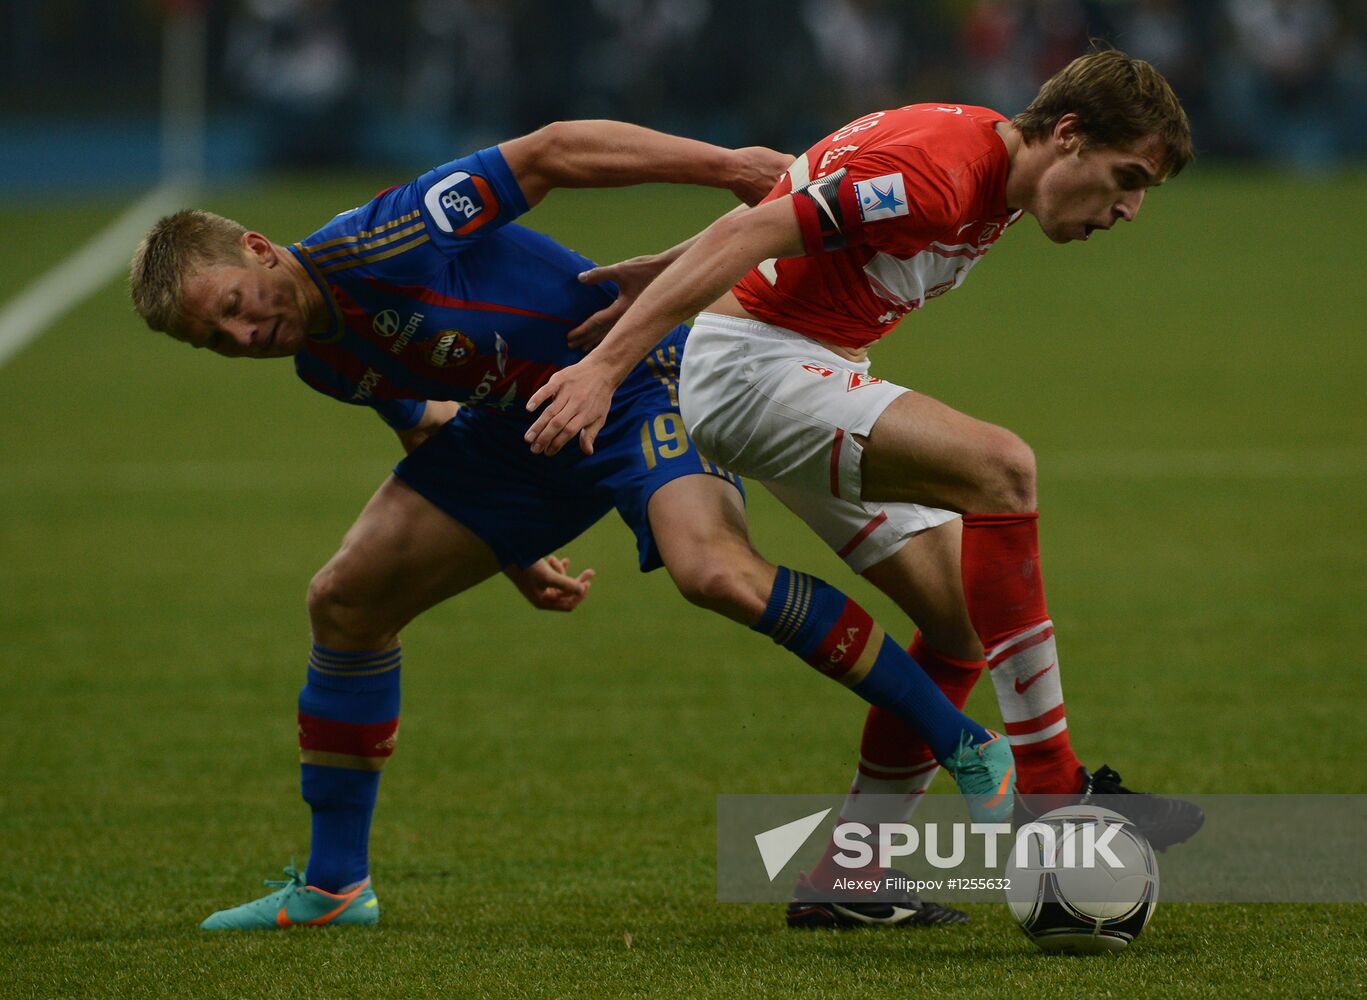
top-left (1013, 48), bottom-right (1193, 178)
top-left (129, 209), bottom-right (248, 333)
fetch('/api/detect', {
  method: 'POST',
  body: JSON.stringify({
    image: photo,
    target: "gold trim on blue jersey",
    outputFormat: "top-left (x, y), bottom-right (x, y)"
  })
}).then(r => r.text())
top-left (306, 209), bottom-right (423, 252)
top-left (696, 456), bottom-right (738, 484)
top-left (310, 220), bottom-right (429, 265)
top-left (320, 232), bottom-right (432, 275)
top-left (643, 346), bottom-right (680, 407)
top-left (293, 244), bottom-right (347, 344)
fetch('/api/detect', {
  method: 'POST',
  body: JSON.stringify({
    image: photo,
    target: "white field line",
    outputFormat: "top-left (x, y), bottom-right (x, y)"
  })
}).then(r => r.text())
top-left (0, 184), bottom-right (192, 369)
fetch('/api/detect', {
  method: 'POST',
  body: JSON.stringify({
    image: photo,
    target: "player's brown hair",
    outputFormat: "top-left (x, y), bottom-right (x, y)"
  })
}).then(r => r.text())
top-left (129, 209), bottom-right (248, 333)
top-left (1013, 48), bottom-right (1192, 178)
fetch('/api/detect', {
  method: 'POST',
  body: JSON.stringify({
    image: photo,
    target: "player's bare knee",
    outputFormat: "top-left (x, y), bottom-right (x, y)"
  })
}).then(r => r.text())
top-left (670, 550), bottom-right (771, 625)
top-left (307, 567), bottom-right (349, 635)
top-left (976, 430), bottom-right (1037, 512)
top-left (307, 565), bottom-right (389, 647)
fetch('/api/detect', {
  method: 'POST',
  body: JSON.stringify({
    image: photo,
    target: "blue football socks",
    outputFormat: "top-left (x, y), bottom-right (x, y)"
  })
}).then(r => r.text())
top-left (752, 567), bottom-right (991, 762)
top-left (296, 644), bottom-right (402, 892)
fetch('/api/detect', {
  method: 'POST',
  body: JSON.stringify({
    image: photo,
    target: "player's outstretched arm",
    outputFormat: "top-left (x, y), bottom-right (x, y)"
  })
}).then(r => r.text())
top-left (499, 120), bottom-right (791, 208)
top-left (524, 196), bottom-right (804, 457)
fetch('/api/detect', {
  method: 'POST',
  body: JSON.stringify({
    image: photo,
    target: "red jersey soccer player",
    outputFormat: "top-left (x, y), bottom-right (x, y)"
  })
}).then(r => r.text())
top-left (527, 50), bottom-right (1204, 927)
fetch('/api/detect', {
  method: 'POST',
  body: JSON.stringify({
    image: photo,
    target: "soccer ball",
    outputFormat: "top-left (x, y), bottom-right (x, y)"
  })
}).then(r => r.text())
top-left (1004, 805), bottom-right (1159, 954)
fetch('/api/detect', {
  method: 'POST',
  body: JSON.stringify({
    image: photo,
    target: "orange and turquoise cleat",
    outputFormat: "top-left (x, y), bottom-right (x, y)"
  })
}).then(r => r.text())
top-left (200, 861), bottom-right (379, 930)
top-left (944, 730), bottom-right (1016, 825)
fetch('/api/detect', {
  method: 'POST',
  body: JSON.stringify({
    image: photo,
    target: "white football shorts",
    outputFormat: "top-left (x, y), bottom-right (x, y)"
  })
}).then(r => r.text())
top-left (679, 312), bottom-right (958, 573)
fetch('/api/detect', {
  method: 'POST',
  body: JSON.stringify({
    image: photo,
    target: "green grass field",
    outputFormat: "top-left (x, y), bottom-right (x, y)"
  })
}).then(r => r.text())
top-left (2, 169), bottom-right (1365, 998)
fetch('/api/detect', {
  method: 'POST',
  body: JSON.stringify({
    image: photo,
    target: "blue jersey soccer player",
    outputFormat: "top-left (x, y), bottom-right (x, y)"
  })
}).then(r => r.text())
top-left (131, 120), bottom-right (1011, 930)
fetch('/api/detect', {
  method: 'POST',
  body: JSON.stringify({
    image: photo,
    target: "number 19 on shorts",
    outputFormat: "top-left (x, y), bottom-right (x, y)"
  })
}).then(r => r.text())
top-left (639, 413), bottom-right (689, 469)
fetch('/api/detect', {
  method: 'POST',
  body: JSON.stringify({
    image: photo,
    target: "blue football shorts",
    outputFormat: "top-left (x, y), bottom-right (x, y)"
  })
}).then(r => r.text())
top-left (393, 330), bottom-right (744, 571)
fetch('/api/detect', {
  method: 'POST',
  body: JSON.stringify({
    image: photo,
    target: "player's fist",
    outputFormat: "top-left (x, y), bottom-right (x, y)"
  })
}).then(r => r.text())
top-left (729, 146), bottom-right (796, 205)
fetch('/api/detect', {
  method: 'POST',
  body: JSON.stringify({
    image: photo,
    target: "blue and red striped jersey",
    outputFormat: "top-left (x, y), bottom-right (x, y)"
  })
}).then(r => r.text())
top-left (289, 145), bottom-right (618, 430)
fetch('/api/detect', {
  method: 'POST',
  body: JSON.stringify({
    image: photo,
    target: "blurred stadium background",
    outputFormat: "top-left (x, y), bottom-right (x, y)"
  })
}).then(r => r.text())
top-left (2, 2), bottom-right (1365, 997)
top-left (2, 0), bottom-right (1365, 191)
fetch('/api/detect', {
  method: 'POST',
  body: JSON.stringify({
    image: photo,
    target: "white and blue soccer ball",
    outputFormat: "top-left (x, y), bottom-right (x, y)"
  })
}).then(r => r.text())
top-left (1004, 805), bottom-right (1159, 954)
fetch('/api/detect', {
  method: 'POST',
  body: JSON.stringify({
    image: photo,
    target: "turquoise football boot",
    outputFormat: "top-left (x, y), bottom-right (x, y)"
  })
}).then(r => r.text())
top-left (944, 730), bottom-right (1016, 825)
top-left (200, 861), bottom-right (379, 930)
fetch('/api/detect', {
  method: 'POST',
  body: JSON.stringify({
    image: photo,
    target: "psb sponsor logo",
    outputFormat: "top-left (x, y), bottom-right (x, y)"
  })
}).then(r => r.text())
top-left (846, 372), bottom-right (884, 392)
top-left (801, 362), bottom-right (835, 378)
top-left (430, 330), bottom-right (476, 368)
top-left (423, 170), bottom-right (500, 236)
top-left (351, 367), bottom-right (383, 402)
top-left (855, 172), bottom-right (908, 223)
top-left (372, 309), bottom-right (401, 338)
top-left (442, 187), bottom-right (479, 219)
top-left (390, 311), bottom-right (424, 355)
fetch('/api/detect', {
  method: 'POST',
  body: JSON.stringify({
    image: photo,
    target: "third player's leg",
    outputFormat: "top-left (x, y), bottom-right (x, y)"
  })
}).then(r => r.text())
top-left (860, 518), bottom-right (981, 661)
top-left (307, 475), bottom-right (504, 651)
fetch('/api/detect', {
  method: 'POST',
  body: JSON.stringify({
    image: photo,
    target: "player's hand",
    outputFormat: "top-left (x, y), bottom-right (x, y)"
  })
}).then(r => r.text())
top-left (524, 359), bottom-right (616, 457)
top-left (729, 146), bottom-right (795, 205)
top-left (505, 555), bottom-right (595, 612)
top-left (566, 255), bottom-right (670, 350)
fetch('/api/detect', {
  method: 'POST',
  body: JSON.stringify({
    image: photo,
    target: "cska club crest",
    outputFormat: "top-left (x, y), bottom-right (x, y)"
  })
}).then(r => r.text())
top-left (430, 329), bottom-right (476, 367)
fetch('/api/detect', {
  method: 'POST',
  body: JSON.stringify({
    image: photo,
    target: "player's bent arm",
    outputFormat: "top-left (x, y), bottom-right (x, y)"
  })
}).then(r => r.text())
top-left (622, 202), bottom-right (751, 275)
top-left (566, 204), bottom-right (752, 349)
top-left (523, 197), bottom-right (803, 456)
top-left (393, 400), bottom-right (460, 454)
top-left (586, 197), bottom-right (804, 386)
top-left (500, 120), bottom-right (791, 208)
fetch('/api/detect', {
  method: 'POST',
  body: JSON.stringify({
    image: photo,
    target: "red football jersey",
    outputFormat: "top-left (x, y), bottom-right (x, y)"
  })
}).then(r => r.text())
top-left (733, 104), bottom-right (1023, 349)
